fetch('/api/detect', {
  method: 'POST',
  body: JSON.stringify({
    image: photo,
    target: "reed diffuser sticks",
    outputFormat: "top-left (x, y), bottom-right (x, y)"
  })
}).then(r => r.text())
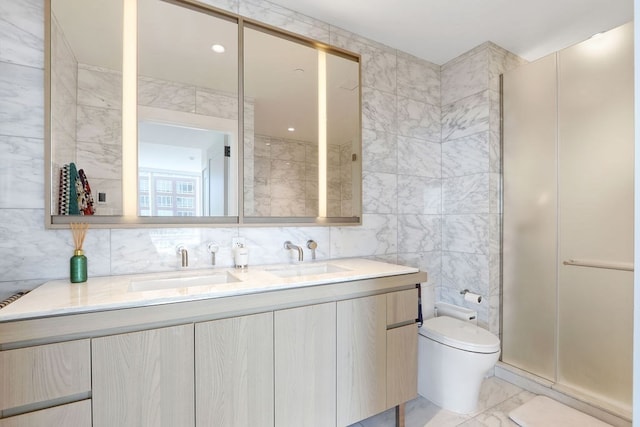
top-left (70, 222), bottom-right (88, 251)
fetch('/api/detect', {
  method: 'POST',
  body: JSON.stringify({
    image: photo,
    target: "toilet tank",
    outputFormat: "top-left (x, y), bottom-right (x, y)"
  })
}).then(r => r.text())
top-left (434, 302), bottom-right (477, 325)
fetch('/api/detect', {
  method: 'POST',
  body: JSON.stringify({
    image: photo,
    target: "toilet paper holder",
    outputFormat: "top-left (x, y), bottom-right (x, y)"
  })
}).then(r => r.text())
top-left (460, 289), bottom-right (482, 303)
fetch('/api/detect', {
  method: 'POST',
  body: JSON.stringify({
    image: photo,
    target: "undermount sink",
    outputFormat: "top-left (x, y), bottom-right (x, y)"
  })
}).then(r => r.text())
top-left (266, 263), bottom-right (350, 278)
top-left (129, 272), bottom-right (241, 292)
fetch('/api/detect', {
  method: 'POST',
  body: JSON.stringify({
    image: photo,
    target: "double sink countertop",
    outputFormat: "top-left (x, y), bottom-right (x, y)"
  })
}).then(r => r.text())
top-left (0, 258), bottom-right (420, 322)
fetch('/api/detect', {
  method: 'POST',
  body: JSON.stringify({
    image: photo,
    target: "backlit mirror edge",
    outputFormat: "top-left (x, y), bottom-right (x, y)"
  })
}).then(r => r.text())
top-left (44, 0), bottom-right (362, 229)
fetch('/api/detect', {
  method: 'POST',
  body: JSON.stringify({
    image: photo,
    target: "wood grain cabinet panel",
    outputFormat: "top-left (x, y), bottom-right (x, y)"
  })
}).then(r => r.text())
top-left (0, 339), bottom-right (90, 412)
top-left (386, 324), bottom-right (418, 407)
top-left (0, 400), bottom-right (91, 427)
top-left (92, 324), bottom-right (194, 427)
top-left (195, 312), bottom-right (274, 427)
top-left (386, 288), bottom-right (418, 326)
top-left (337, 295), bottom-right (387, 426)
top-left (275, 303), bottom-right (336, 427)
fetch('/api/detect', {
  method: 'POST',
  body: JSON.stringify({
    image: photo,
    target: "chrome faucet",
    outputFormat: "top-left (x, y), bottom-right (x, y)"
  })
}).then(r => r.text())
top-left (306, 240), bottom-right (318, 260)
top-left (284, 241), bottom-right (303, 262)
top-left (176, 245), bottom-right (188, 268)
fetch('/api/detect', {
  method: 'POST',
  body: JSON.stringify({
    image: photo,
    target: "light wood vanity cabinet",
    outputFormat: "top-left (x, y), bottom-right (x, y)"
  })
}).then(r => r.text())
top-left (0, 339), bottom-right (91, 426)
top-left (275, 302), bottom-right (337, 427)
top-left (0, 271), bottom-right (424, 427)
top-left (91, 324), bottom-right (195, 427)
top-left (195, 312), bottom-right (274, 427)
top-left (337, 289), bottom-right (419, 426)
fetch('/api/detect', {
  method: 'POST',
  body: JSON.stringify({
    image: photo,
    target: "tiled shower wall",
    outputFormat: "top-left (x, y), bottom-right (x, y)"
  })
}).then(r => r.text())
top-left (0, 0), bottom-right (523, 330)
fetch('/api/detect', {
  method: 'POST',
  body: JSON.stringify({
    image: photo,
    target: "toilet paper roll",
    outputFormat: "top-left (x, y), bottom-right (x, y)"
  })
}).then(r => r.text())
top-left (464, 291), bottom-right (482, 304)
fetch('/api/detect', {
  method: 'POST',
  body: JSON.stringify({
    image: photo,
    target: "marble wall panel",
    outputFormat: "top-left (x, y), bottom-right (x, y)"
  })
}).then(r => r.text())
top-left (138, 76), bottom-right (196, 112)
top-left (397, 175), bottom-right (441, 215)
top-left (362, 172), bottom-right (397, 214)
top-left (397, 136), bottom-right (441, 178)
top-left (330, 214), bottom-right (397, 258)
top-left (442, 173), bottom-right (490, 214)
top-left (443, 214), bottom-right (489, 254)
top-left (76, 105), bottom-right (121, 146)
top-left (0, 62), bottom-right (44, 139)
top-left (0, 136), bottom-right (44, 209)
top-left (441, 90), bottom-right (490, 142)
top-left (330, 27), bottom-right (397, 94)
top-left (397, 51), bottom-right (440, 105)
top-left (361, 128), bottom-right (397, 174)
top-left (362, 87), bottom-right (397, 134)
top-left (0, 209), bottom-right (111, 281)
top-left (398, 214), bottom-right (442, 253)
top-left (195, 88), bottom-right (238, 120)
top-left (441, 131), bottom-right (490, 178)
top-left (77, 65), bottom-right (122, 110)
top-left (0, 0), bottom-right (43, 68)
top-left (398, 251), bottom-right (442, 289)
top-left (76, 140), bottom-right (122, 181)
top-left (397, 97), bottom-right (441, 142)
top-left (441, 47), bottom-right (488, 106)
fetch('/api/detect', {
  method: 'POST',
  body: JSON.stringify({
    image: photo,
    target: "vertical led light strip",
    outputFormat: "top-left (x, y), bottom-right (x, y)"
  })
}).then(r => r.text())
top-left (318, 50), bottom-right (327, 217)
top-left (122, 0), bottom-right (137, 216)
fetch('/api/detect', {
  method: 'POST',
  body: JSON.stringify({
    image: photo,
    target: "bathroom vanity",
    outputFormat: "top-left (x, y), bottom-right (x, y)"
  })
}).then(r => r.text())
top-left (0, 259), bottom-right (426, 427)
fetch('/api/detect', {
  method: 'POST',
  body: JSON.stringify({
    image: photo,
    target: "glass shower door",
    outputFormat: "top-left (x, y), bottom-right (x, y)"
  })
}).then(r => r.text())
top-left (556, 22), bottom-right (633, 415)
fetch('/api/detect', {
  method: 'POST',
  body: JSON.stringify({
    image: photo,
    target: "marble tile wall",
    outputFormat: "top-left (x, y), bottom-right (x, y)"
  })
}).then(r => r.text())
top-left (0, 0), bottom-right (517, 335)
top-left (439, 42), bottom-right (525, 332)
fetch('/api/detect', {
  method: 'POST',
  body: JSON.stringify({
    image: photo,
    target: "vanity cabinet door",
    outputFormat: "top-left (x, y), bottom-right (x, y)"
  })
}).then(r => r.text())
top-left (337, 294), bottom-right (387, 426)
top-left (386, 323), bottom-right (418, 407)
top-left (0, 339), bottom-right (90, 413)
top-left (0, 400), bottom-right (91, 427)
top-left (92, 324), bottom-right (195, 427)
top-left (195, 312), bottom-right (274, 427)
top-left (275, 302), bottom-right (336, 427)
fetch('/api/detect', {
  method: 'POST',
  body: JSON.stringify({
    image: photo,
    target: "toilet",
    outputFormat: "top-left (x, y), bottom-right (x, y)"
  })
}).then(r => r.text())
top-left (418, 302), bottom-right (501, 414)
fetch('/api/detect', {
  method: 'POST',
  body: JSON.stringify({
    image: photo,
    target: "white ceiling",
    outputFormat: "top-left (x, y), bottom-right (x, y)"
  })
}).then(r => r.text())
top-left (266, 0), bottom-right (633, 64)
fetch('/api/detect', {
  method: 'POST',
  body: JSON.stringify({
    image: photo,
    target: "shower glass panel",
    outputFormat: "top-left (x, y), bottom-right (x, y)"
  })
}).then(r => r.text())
top-left (502, 54), bottom-right (558, 381)
top-left (556, 22), bottom-right (633, 413)
top-left (502, 22), bottom-right (633, 419)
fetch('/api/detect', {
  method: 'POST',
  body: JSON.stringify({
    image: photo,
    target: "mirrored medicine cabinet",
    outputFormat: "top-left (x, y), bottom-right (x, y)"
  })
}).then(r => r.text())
top-left (46, 0), bottom-right (361, 228)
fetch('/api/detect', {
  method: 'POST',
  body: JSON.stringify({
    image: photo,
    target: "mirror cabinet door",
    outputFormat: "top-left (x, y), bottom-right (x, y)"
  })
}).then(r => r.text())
top-left (50, 0), bottom-right (124, 216)
top-left (48, 0), bottom-right (360, 226)
top-left (243, 26), bottom-right (361, 219)
top-left (137, 0), bottom-right (239, 218)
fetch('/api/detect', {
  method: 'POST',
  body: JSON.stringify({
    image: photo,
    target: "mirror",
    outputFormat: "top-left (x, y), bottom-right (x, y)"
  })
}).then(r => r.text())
top-left (136, 0), bottom-right (238, 217)
top-left (243, 26), bottom-right (361, 218)
top-left (47, 0), bottom-right (360, 226)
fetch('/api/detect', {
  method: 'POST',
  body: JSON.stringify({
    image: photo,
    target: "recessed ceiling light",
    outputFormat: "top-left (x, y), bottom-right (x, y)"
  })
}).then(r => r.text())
top-left (294, 68), bottom-right (305, 73)
top-left (287, 127), bottom-right (295, 132)
top-left (211, 44), bottom-right (225, 53)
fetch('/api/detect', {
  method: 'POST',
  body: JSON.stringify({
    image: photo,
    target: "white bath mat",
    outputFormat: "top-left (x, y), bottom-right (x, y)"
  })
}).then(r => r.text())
top-left (508, 396), bottom-right (612, 427)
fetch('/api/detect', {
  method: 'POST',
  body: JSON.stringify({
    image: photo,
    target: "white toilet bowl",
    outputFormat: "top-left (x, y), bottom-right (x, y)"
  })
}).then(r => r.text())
top-left (418, 315), bottom-right (500, 414)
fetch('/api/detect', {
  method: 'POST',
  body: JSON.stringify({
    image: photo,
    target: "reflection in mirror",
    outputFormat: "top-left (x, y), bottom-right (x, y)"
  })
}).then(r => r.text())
top-left (48, 0), bottom-right (360, 226)
top-left (243, 27), bottom-right (360, 218)
top-left (136, 0), bottom-right (238, 217)
top-left (50, 0), bottom-right (124, 216)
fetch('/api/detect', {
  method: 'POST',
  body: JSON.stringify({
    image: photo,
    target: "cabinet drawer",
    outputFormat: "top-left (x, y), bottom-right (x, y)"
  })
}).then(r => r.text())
top-left (0, 400), bottom-right (91, 427)
top-left (0, 340), bottom-right (91, 411)
top-left (386, 288), bottom-right (418, 326)
top-left (386, 323), bottom-right (418, 407)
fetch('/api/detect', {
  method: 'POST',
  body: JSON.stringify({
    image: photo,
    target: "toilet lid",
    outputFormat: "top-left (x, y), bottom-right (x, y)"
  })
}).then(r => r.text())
top-left (419, 316), bottom-right (500, 354)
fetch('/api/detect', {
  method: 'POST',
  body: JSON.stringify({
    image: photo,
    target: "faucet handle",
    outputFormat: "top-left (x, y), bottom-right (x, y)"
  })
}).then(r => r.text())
top-left (306, 240), bottom-right (318, 260)
top-left (176, 245), bottom-right (188, 268)
top-left (207, 242), bottom-right (219, 266)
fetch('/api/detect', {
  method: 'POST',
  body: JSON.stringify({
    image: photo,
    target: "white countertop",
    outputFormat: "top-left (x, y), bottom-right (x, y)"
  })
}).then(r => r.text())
top-left (0, 259), bottom-right (419, 322)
